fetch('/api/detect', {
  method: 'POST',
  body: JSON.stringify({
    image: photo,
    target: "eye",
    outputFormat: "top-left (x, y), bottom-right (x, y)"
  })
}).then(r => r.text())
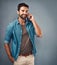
top-left (26, 10), bottom-right (28, 13)
top-left (22, 10), bottom-right (24, 12)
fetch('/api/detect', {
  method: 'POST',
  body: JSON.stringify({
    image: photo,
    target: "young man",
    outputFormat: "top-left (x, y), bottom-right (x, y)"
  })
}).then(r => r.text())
top-left (4, 3), bottom-right (42, 65)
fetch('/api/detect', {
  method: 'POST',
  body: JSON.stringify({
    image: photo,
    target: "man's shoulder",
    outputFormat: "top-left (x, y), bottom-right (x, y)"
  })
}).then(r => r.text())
top-left (7, 19), bottom-right (17, 29)
top-left (8, 19), bottom-right (17, 26)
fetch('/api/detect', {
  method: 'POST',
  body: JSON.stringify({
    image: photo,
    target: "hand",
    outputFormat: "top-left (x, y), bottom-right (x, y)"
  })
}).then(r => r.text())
top-left (28, 13), bottom-right (35, 22)
top-left (9, 56), bottom-right (14, 63)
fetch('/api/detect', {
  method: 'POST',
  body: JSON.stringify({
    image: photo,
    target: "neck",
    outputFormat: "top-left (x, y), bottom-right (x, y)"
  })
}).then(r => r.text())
top-left (18, 17), bottom-right (25, 25)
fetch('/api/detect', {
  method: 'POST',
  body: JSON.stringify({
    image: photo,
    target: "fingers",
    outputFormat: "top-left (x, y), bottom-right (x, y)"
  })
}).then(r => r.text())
top-left (28, 13), bottom-right (32, 19)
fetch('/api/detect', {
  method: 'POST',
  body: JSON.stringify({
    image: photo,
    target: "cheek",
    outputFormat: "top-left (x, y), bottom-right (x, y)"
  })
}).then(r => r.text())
top-left (19, 11), bottom-right (22, 14)
top-left (19, 12), bottom-right (22, 15)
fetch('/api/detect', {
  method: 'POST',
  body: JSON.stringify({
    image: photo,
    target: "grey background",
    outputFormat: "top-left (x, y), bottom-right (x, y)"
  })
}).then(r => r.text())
top-left (0, 0), bottom-right (57, 65)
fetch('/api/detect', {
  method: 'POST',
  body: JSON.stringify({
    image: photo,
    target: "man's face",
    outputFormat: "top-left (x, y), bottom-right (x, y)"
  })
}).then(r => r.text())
top-left (18, 6), bottom-right (29, 20)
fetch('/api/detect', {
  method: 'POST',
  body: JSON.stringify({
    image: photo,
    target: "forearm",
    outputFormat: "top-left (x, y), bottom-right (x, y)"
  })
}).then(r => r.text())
top-left (4, 44), bottom-right (11, 57)
top-left (32, 19), bottom-right (42, 37)
top-left (4, 43), bottom-right (14, 63)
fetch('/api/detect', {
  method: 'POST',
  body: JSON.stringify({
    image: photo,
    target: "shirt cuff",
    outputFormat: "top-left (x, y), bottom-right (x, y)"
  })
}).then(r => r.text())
top-left (4, 40), bottom-right (9, 44)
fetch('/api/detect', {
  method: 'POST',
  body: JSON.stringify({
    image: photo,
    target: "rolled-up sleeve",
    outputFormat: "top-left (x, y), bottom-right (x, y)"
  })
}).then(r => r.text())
top-left (4, 24), bottom-right (13, 44)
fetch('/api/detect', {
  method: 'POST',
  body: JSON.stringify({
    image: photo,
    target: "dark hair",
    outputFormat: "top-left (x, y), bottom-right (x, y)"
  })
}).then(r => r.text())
top-left (17, 3), bottom-right (29, 11)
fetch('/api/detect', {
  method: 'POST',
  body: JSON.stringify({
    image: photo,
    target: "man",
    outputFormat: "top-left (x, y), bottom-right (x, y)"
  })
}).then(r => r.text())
top-left (4, 3), bottom-right (42, 65)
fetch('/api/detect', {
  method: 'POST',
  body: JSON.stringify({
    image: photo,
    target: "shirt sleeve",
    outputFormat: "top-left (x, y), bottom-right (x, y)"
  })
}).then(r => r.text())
top-left (33, 25), bottom-right (36, 35)
top-left (4, 23), bottom-right (13, 44)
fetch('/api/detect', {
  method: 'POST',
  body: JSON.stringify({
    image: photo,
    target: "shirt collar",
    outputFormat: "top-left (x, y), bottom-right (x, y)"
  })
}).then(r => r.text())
top-left (16, 18), bottom-right (29, 25)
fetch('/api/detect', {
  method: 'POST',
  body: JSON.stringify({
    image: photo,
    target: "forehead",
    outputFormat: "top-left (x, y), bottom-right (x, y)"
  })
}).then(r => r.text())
top-left (20, 6), bottom-right (29, 11)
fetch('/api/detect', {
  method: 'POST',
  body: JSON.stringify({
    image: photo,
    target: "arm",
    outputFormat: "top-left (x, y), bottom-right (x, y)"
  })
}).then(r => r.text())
top-left (4, 43), bottom-right (14, 63)
top-left (4, 23), bottom-right (14, 63)
top-left (28, 13), bottom-right (42, 37)
top-left (32, 19), bottom-right (42, 37)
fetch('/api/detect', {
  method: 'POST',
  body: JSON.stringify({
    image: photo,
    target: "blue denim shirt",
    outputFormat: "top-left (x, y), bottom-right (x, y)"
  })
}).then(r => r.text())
top-left (4, 18), bottom-right (37, 60)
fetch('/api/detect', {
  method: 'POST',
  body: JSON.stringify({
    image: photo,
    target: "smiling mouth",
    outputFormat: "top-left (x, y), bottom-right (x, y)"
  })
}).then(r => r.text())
top-left (19, 15), bottom-right (27, 20)
top-left (22, 14), bottom-right (27, 17)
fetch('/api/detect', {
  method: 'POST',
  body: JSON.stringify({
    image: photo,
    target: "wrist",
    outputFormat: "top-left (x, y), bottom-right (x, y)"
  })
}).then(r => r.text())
top-left (9, 55), bottom-right (12, 59)
top-left (9, 56), bottom-right (14, 63)
top-left (31, 19), bottom-right (36, 24)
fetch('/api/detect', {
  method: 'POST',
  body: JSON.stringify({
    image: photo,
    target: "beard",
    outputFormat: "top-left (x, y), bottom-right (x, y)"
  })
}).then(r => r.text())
top-left (19, 14), bottom-right (27, 20)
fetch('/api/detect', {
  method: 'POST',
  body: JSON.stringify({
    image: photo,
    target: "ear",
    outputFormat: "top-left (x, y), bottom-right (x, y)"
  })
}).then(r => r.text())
top-left (17, 11), bottom-right (19, 14)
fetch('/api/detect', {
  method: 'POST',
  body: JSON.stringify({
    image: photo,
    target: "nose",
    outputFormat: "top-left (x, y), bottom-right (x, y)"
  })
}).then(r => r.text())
top-left (23, 11), bottom-right (27, 15)
top-left (24, 12), bottom-right (26, 15)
